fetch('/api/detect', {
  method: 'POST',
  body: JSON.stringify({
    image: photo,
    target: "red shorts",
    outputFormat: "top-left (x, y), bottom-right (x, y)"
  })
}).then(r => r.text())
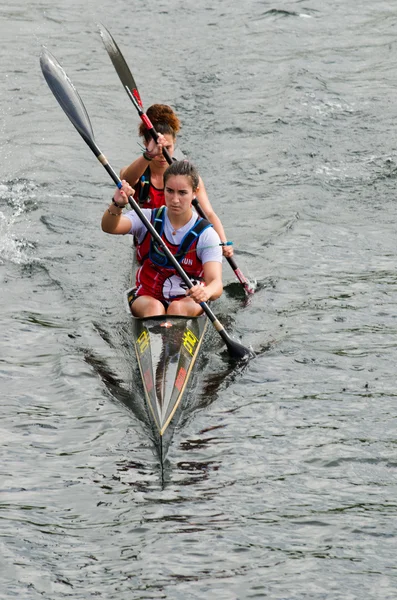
top-left (127, 285), bottom-right (185, 311)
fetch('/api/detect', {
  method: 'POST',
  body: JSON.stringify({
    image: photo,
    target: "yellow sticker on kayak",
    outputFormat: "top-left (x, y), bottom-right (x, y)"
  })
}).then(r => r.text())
top-left (136, 330), bottom-right (150, 355)
top-left (182, 329), bottom-right (198, 356)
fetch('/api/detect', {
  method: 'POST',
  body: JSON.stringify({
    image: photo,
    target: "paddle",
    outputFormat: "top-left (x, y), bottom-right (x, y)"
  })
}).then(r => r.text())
top-left (98, 23), bottom-right (256, 296)
top-left (39, 47), bottom-right (252, 361)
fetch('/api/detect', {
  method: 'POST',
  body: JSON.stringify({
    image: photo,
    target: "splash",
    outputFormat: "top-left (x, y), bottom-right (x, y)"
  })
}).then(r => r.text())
top-left (0, 179), bottom-right (37, 265)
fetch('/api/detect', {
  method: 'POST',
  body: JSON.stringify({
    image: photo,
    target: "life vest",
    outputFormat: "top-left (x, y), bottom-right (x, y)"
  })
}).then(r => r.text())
top-left (135, 207), bottom-right (212, 301)
top-left (133, 167), bottom-right (165, 208)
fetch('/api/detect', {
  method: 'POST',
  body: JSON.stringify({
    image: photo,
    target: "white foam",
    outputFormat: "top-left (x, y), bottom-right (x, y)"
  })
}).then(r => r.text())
top-left (0, 180), bottom-right (38, 265)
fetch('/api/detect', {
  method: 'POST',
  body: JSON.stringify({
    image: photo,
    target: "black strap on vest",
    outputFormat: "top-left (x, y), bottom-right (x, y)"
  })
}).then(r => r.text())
top-left (150, 207), bottom-right (211, 268)
top-left (137, 167), bottom-right (151, 207)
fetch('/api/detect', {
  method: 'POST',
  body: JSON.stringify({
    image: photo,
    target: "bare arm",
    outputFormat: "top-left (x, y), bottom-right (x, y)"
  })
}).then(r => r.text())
top-left (101, 181), bottom-right (134, 235)
top-left (195, 177), bottom-right (234, 257)
top-left (120, 134), bottom-right (168, 185)
top-left (101, 208), bottom-right (133, 235)
top-left (187, 261), bottom-right (223, 304)
top-left (120, 155), bottom-right (151, 187)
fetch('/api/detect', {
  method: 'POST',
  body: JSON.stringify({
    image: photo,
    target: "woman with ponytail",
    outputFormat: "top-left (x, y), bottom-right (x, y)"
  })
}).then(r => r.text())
top-left (120, 104), bottom-right (233, 258)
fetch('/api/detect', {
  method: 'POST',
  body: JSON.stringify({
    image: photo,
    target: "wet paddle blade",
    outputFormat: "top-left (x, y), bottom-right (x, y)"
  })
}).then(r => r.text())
top-left (98, 23), bottom-right (144, 108)
top-left (206, 310), bottom-right (253, 360)
top-left (224, 334), bottom-right (254, 361)
top-left (40, 47), bottom-right (97, 151)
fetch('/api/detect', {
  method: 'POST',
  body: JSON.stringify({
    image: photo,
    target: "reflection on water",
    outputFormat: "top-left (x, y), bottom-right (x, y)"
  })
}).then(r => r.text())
top-left (1, 1), bottom-right (397, 598)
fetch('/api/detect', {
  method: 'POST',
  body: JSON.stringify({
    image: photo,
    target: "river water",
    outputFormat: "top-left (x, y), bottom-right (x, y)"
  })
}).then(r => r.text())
top-left (1, 1), bottom-right (396, 598)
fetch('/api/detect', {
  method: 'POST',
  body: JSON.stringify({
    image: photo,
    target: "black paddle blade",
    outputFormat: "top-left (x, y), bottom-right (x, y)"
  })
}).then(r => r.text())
top-left (225, 336), bottom-right (254, 361)
top-left (212, 318), bottom-right (253, 360)
top-left (40, 47), bottom-right (97, 152)
top-left (98, 23), bottom-right (144, 108)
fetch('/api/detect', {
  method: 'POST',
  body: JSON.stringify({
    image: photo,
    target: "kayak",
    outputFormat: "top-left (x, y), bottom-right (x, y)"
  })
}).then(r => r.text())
top-left (127, 288), bottom-right (208, 458)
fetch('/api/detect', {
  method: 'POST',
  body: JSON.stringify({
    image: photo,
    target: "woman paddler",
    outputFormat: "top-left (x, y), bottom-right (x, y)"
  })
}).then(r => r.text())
top-left (102, 160), bottom-right (223, 318)
top-left (119, 103), bottom-right (233, 258)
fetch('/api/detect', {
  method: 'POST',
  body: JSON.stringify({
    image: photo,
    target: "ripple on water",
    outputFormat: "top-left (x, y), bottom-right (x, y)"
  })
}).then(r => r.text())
top-left (2, 1), bottom-right (397, 599)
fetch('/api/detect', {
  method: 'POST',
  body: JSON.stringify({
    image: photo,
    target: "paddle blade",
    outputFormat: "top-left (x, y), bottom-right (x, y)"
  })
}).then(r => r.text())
top-left (98, 23), bottom-right (144, 108)
top-left (225, 337), bottom-right (254, 361)
top-left (40, 47), bottom-right (97, 151)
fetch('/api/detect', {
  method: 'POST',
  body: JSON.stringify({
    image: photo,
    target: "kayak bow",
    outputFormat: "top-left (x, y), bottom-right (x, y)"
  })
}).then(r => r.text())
top-left (128, 292), bottom-right (207, 453)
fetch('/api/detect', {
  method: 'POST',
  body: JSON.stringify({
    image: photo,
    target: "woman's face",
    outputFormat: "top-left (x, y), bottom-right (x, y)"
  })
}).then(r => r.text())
top-left (151, 133), bottom-right (175, 168)
top-left (164, 175), bottom-right (195, 216)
